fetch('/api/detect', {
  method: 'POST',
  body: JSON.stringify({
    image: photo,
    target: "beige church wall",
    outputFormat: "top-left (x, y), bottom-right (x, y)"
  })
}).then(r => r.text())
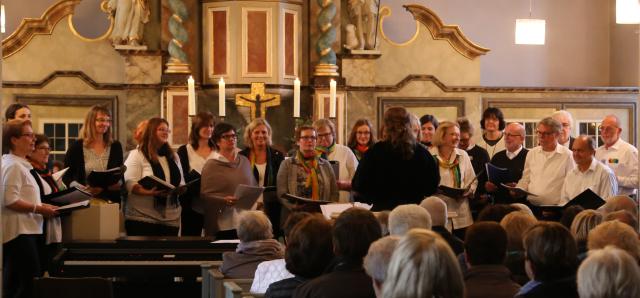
top-left (3, 19), bottom-right (126, 84)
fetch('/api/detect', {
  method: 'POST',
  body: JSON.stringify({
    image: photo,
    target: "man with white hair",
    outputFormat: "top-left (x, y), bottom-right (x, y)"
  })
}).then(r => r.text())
top-left (595, 115), bottom-right (638, 197)
top-left (420, 196), bottom-right (464, 254)
top-left (363, 236), bottom-right (400, 298)
top-left (551, 110), bottom-right (575, 149)
top-left (388, 204), bottom-right (432, 236)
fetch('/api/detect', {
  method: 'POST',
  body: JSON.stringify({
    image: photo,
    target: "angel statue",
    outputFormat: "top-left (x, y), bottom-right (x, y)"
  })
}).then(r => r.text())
top-left (103, 0), bottom-right (150, 46)
top-left (346, 0), bottom-right (379, 50)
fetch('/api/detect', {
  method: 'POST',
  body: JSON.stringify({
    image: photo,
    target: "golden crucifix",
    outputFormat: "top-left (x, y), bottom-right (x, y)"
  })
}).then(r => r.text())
top-left (235, 82), bottom-right (281, 120)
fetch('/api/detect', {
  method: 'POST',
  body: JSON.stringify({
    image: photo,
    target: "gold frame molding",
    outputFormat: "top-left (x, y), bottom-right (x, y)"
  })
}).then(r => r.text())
top-left (378, 6), bottom-right (420, 47)
top-left (2, 0), bottom-right (81, 59)
top-left (403, 4), bottom-right (489, 60)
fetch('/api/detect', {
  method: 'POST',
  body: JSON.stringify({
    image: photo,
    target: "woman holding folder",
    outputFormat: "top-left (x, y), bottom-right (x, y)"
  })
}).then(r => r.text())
top-left (177, 112), bottom-right (216, 236)
top-left (199, 123), bottom-right (257, 239)
top-left (124, 118), bottom-right (184, 236)
top-left (62, 105), bottom-right (124, 202)
top-left (239, 118), bottom-right (284, 236)
top-left (431, 121), bottom-right (477, 238)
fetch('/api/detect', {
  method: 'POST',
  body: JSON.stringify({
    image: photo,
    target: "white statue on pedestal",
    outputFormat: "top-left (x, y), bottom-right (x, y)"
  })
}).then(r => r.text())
top-left (346, 0), bottom-right (377, 50)
top-left (105, 0), bottom-right (150, 46)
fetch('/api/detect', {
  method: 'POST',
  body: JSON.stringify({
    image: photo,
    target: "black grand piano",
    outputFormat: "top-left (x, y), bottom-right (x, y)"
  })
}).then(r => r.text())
top-left (52, 236), bottom-right (239, 298)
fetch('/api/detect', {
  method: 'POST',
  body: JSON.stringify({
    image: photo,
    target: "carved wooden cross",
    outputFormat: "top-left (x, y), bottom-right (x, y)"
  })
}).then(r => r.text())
top-left (235, 82), bottom-right (281, 120)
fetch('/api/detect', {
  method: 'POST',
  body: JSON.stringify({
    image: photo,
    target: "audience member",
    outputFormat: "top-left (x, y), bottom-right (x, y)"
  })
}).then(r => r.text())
top-left (515, 117), bottom-right (574, 209)
top-left (577, 246), bottom-right (640, 298)
top-left (420, 196), bottom-right (464, 255)
top-left (294, 208), bottom-right (381, 298)
top-left (419, 114), bottom-right (438, 148)
top-left (551, 110), bottom-right (575, 149)
top-left (561, 135), bottom-right (617, 202)
top-left (516, 222), bottom-right (578, 298)
top-left (363, 236), bottom-right (400, 298)
top-left (603, 210), bottom-right (638, 230)
top-left (500, 211), bottom-right (537, 285)
top-left (464, 222), bottom-right (520, 298)
top-left (348, 118), bottom-right (377, 161)
top-left (221, 211), bottom-right (284, 278)
top-left (510, 203), bottom-right (534, 217)
top-left (352, 107), bottom-right (439, 211)
top-left (476, 107), bottom-right (506, 158)
top-left (559, 205), bottom-right (584, 230)
top-left (595, 115), bottom-right (638, 197)
top-left (600, 194), bottom-right (638, 219)
top-left (432, 121), bottom-right (477, 238)
top-left (383, 229), bottom-right (464, 298)
top-left (375, 211), bottom-right (390, 236)
top-left (388, 204), bottom-right (431, 236)
top-left (485, 123), bottom-right (529, 204)
top-left (570, 210), bottom-right (603, 256)
top-left (265, 214), bottom-right (333, 298)
top-left (313, 119), bottom-right (358, 202)
top-left (587, 220), bottom-right (640, 262)
top-left (477, 204), bottom-right (517, 222)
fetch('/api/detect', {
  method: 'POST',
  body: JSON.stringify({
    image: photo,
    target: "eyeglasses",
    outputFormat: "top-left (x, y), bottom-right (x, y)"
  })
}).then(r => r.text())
top-left (21, 133), bottom-right (34, 139)
top-left (221, 134), bottom-right (237, 140)
top-left (35, 146), bottom-right (51, 151)
top-left (96, 118), bottom-right (111, 123)
top-left (505, 133), bottom-right (523, 138)
top-left (599, 126), bottom-right (617, 133)
top-left (317, 133), bottom-right (333, 139)
top-left (536, 130), bottom-right (555, 137)
top-left (300, 136), bottom-right (317, 141)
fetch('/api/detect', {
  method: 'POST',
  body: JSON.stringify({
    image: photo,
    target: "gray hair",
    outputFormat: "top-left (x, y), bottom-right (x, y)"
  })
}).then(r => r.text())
top-left (363, 236), bottom-right (400, 284)
top-left (578, 246), bottom-right (640, 298)
top-left (312, 118), bottom-right (336, 137)
top-left (588, 220), bottom-right (640, 262)
top-left (420, 196), bottom-right (447, 227)
top-left (538, 117), bottom-right (562, 134)
top-left (551, 110), bottom-right (574, 128)
top-left (389, 204), bottom-right (432, 236)
top-left (236, 211), bottom-right (273, 242)
top-left (382, 229), bottom-right (464, 298)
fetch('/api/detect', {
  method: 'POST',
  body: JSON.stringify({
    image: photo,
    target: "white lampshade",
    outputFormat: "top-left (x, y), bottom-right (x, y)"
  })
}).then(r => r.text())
top-left (515, 19), bottom-right (546, 45)
top-left (616, 0), bottom-right (640, 24)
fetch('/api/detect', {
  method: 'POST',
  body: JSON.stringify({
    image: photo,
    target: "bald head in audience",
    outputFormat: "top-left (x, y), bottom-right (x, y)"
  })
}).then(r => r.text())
top-left (588, 220), bottom-right (640, 263)
top-left (420, 196), bottom-right (447, 227)
top-left (389, 204), bottom-right (432, 235)
top-left (363, 236), bottom-right (400, 298)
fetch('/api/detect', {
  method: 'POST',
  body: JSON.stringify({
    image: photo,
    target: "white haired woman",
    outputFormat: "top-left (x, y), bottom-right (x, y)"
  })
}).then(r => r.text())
top-left (221, 211), bottom-right (284, 278)
top-left (578, 246), bottom-right (640, 298)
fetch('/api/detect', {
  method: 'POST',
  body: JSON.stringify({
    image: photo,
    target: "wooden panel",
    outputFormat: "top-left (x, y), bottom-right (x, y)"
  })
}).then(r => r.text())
top-left (284, 12), bottom-right (294, 76)
top-left (247, 11), bottom-right (267, 73)
top-left (171, 95), bottom-right (189, 145)
top-left (212, 11), bottom-right (227, 75)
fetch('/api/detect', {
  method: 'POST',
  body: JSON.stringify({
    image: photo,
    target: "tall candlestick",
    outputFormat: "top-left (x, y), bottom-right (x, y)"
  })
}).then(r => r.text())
top-left (187, 76), bottom-right (196, 115)
top-left (329, 79), bottom-right (337, 118)
top-left (218, 77), bottom-right (226, 117)
top-left (293, 78), bottom-right (301, 118)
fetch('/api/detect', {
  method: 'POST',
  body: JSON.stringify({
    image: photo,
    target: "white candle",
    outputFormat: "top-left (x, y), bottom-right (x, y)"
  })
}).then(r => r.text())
top-left (218, 77), bottom-right (226, 117)
top-left (187, 76), bottom-right (196, 115)
top-left (329, 79), bottom-right (337, 118)
top-left (293, 78), bottom-right (301, 118)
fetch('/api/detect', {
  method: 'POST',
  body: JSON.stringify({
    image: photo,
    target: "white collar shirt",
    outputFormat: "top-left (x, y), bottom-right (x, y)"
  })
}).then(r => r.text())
top-left (561, 158), bottom-right (618, 204)
top-left (506, 146), bottom-right (524, 160)
top-left (595, 138), bottom-right (638, 196)
top-left (517, 144), bottom-right (574, 206)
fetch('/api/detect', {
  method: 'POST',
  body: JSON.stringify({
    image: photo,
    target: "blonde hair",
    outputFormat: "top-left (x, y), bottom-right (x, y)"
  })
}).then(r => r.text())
top-left (588, 220), bottom-right (640, 262)
top-left (431, 121), bottom-right (459, 147)
top-left (500, 211), bottom-right (537, 251)
top-left (382, 229), bottom-right (464, 298)
top-left (578, 246), bottom-right (640, 298)
top-left (243, 118), bottom-right (273, 148)
top-left (571, 210), bottom-right (603, 247)
top-left (80, 105), bottom-right (113, 146)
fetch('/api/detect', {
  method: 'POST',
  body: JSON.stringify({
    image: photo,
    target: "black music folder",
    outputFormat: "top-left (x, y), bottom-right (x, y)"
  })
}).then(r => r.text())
top-left (283, 193), bottom-right (331, 212)
top-left (486, 163), bottom-right (510, 185)
top-left (437, 185), bottom-right (470, 199)
top-left (536, 189), bottom-right (606, 213)
top-left (87, 166), bottom-right (125, 188)
top-left (43, 187), bottom-right (92, 205)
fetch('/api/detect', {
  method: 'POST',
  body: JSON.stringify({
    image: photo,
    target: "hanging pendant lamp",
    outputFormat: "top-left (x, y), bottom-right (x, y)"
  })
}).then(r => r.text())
top-left (515, 0), bottom-right (545, 45)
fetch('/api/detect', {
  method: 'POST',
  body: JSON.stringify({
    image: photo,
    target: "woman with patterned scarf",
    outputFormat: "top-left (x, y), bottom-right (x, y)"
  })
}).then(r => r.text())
top-left (277, 125), bottom-right (338, 215)
top-left (313, 119), bottom-right (358, 203)
top-left (124, 117), bottom-right (185, 236)
top-left (430, 121), bottom-right (477, 239)
top-left (347, 118), bottom-right (376, 162)
top-left (239, 118), bottom-right (285, 236)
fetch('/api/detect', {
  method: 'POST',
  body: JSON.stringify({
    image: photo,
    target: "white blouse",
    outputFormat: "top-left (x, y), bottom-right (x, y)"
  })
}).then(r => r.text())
top-left (2, 154), bottom-right (43, 243)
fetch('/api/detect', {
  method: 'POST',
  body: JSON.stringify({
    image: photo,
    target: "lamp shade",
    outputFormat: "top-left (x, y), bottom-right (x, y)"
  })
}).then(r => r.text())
top-left (515, 19), bottom-right (545, 45)
top-left (616, 0), bottom-right (640, 24)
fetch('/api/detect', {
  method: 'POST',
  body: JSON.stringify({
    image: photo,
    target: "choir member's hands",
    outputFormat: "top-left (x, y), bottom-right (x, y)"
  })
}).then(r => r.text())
top-left (223, 196), bottom-right (238, 207)
top-left (37, 204), bottom-right (59, 218)
top-left (86, 186), bottom-right (104, 196)
top-left (138, 186), bottom-right (167, 197)
top-left (485, 181), bottom-right (498, 192)
top-left (336, 180), bottom-right (352, 191)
